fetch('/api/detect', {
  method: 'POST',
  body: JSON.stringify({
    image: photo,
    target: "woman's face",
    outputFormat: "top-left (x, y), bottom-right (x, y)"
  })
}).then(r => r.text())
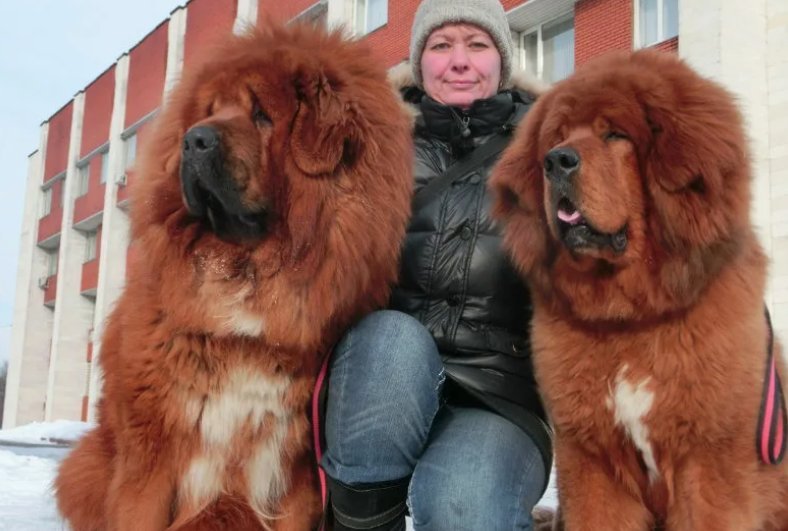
top-left (420, 23), bottom-right (502, 109)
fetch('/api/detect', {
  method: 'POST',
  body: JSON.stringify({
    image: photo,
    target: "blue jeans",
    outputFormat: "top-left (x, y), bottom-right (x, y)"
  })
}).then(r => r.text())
top-left (321, 310), bottom-right (546, 530)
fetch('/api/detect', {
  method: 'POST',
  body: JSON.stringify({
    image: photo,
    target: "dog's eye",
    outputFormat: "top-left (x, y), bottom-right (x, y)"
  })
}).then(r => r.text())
top-left (251, 100), bottom-right (272, 127)
top-left (604, 131), bottom-right (628, 142)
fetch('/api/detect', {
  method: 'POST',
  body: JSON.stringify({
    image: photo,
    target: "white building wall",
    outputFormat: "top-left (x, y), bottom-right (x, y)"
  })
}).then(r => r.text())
top-left (16, 240), bottom-right (56, 425)
top-left (45, 93), bottom-right (95, 422)
top-left (164, 6), bottom-right (188, 98)
top-left (3, 144), bottom-right (52, 428)
top-left (766, 0), bottom-right (788, 342)
top-left (679, 0), bottom-right (786, 340)
top-left (86, 55), bottom-right (132, 421)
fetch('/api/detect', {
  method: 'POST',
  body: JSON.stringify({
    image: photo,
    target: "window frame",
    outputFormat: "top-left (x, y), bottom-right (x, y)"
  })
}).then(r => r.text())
top-left (76, 163), bottom-right (90, 197)
top-left (518, 12), bottom-right (575, 84)
top-left (99, 149), bottom-right (109, 184)
top-left (40, 186), bottom-right (53, 218)
top-left (354, 0), bottom-right (387, 36)
top-left (84, 231), bottom-right (97, 263)
top-left (123, 133), bottom-right (137, 172)
top-left (47, 249), bottom-right (59, 276)
top-left (634, 0), bottom-right (678, 48)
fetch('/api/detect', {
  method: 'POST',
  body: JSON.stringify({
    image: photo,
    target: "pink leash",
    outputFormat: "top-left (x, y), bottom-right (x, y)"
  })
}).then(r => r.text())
top-left (757, 308), bottom-right (786, 465)
top-left (312, 351), bottom-right (332, 530)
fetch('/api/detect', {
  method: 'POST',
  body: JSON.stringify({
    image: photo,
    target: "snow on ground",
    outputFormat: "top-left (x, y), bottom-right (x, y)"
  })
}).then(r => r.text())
top-left (0, 448), bottom-right (64, 530)
top-left (0, 420), bottom-right (93, 446)
top-left (0, 421), bottom-right (557, 530)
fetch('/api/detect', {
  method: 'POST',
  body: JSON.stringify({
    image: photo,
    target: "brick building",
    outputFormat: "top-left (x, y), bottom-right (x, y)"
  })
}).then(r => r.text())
top-left (4, 0), bottom-right (786, 427)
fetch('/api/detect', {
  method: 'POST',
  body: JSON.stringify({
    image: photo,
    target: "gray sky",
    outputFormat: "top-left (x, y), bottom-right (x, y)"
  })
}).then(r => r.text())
top-left (0, 1), bottom-right (182, 363)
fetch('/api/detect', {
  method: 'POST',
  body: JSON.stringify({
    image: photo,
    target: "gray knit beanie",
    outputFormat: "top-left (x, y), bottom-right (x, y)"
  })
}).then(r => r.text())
top-left (409, 0), bottom-right (513, 88)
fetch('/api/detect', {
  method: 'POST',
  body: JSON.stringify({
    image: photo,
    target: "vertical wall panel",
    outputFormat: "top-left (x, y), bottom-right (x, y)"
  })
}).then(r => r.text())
top-left (80, 67), bottom-right (115, 158)
top-left (125, 21), bottom-right (168, 128)
top-left (43, 103), bottom-right (73, 183)
top-left (183, 0), bottom-right (237, 69)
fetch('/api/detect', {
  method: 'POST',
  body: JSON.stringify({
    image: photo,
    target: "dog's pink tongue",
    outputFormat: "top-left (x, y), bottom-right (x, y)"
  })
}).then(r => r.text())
top-left (558, 209), bottom-right (583, 225)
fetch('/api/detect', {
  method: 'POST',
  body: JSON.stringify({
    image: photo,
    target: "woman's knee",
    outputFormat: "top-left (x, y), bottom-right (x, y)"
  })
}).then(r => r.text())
top-left (322, 311), bottom-right (445, 483)
top-left (332, 310), bottom-right (443, 383)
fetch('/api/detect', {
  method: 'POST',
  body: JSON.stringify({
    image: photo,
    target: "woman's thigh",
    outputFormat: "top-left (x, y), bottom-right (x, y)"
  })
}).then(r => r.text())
top-left (408, 406), bottom-right (546, 531)
top-left (322, 310), bottom-right (445, 483)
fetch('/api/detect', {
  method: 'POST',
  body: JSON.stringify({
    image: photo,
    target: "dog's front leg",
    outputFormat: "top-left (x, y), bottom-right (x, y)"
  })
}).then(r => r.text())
top-left (666, 458), bottom-right (754, 531)
top-left (556, 438), bottom-right (653, 531)
top-left (107, 455), bottom-right (175, 531)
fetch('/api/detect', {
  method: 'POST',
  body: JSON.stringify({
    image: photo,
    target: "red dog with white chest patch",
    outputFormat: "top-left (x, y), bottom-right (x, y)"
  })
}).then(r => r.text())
top-left (54, 24), bottom-right (412, 531)
top-left (492, 50), bottom-right (788, 530)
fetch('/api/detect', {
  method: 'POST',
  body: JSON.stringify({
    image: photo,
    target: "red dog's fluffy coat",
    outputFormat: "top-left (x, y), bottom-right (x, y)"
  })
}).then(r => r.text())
top-left (492, 50), bottom-right (788, 530)
top-left (55, 25), bottom-right (412, 531)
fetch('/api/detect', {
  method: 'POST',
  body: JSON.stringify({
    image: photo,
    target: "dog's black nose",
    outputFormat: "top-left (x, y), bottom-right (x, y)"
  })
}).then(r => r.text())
top-left (183, 126), bottom-right (220, 156)
top-left (181, 126), bottom-right (223, 218)
top-left (544, 147), bottom-right (580, 182)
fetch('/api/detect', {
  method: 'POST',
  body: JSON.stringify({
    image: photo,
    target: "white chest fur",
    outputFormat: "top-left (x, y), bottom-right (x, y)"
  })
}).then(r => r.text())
top-left (606, 365), bottom-right (660, 483)
top-left (180, 368), bottom-right (292, 516)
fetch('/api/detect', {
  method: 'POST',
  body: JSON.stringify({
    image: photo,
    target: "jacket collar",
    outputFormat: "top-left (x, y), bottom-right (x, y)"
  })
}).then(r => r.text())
top-left (416, 91), bottom-right (517, 143)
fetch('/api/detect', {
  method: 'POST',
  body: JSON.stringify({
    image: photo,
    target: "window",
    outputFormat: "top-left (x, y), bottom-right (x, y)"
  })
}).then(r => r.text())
top-left (77, 164), bottom-right (89, 197)
top-left (355, 0), bottom-right (387, 35)
top-left (124, 133), bottom-right (137, 171)
top-left (637, 0), bottom-right (678, 47)
top-left (521, 15), bottom-right (575, 83)
top-left (47, 250), bottom-right (58, 276)
top-left (84, 231), bottom-right (97, 262)
top-left (100, 150), bottom-right (109, 184)
top-left (40, 187), bottom-right (53, 218)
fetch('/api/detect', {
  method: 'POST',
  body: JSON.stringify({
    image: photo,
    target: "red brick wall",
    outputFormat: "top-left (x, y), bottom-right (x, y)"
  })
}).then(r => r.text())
top-left (575, 0), bottom-right (632, 67)
top-left (183, 0), bottom-right (237, 69)
top-left (80, 229), bottom-right (101, 294)
top-left (125, 21), bottom-right (168, 128)
top-left (652, 35), bottom-right (678, 53)
top-left (44, 274), bottom-right (57, 306)
top-left (73, 154), bottom-right (106, 224)
top-left (362, 0), bottom-right (421, 68)
top-left (38, 178), bottom-right (64, 242)
top-left (259, 0), bottom-right (316, 25)
top-left (80, 67), bottom-right (115, 158)
top-left (81, 255), bottom-right (100, 293)
top-left (43, 102), bottom-right (73, 183)
top-left (501, 0), bottom-right (529, 10)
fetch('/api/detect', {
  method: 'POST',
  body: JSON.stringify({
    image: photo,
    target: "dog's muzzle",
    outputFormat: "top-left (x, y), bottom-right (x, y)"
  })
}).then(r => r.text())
top-left (544, 147), bottom-right (628, 255)
top-left (180, 125), bottom-right (268, 243)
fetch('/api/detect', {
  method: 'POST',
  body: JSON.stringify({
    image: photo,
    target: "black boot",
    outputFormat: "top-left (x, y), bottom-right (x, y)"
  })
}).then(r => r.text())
top-left (326, 475), bottom-right (409, 531)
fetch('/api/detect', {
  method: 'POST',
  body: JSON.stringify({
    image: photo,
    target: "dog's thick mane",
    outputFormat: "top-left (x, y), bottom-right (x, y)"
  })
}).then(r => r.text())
top-left (124, 25), bottom-right (412, 353)
top-left (494, 50), bottom-right (758, 324)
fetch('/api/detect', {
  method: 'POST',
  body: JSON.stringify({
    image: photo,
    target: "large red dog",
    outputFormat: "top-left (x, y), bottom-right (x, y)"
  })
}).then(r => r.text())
top-left (54, 24), bottom-right (412, 531)
top-left (492, 50), bottom-right (788, 530)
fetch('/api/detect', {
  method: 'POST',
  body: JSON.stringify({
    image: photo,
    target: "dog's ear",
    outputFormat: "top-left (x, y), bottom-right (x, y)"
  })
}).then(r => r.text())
top-left (641, 88), bottom-right (743, 195)
top-left (636, 52), bottom-right (751, 248)
top-left (290, 68), bottom-right (356, 176)
top-left (490, 97), bottom-right (550, 282)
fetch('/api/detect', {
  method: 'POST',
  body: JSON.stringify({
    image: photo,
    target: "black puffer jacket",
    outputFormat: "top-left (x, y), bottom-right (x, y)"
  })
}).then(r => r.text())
top-left (389, 80), bottom-right (552, 479)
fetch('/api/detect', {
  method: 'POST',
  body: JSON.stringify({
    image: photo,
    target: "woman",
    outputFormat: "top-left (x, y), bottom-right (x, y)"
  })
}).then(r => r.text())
top-left (321, 0), bottom-right (552, 529)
